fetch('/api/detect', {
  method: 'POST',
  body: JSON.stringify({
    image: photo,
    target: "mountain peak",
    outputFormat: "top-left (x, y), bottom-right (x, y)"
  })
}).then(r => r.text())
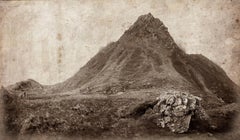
top-left (137, 13), bottom-right (155, 22)
top-left (130, 13), bottom-right (164, 29)
top-left (121, 13), bottom-right (167, 40)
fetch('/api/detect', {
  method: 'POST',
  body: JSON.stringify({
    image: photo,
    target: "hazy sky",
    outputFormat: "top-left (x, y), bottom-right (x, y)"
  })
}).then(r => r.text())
top-left (0, 0), bottom-right (239, 86)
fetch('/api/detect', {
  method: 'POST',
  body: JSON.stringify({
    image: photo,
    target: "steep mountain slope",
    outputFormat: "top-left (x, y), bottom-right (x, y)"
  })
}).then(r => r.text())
top-left (52, 13), bottom-right (183, 93)
top-left (171, 48), bottom-right (239, 103)
top-left (50, 14), bottom-right (192, 91)
top-left (50, 13), bottom-right (239, 104)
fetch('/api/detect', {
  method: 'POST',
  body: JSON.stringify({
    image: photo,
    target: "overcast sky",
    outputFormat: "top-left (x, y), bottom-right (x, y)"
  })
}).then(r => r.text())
top-left (0, 0), bottom-right (239, 86)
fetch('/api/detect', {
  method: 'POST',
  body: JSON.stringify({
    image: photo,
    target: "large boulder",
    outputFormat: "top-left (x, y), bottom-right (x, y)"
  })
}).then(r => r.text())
top-left (151, 91), bottom-right (208, 133)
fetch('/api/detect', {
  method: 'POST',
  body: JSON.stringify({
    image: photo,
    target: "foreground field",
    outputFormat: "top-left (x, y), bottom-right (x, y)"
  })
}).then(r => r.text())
top-left (2, 87), bottom-right (239, 140)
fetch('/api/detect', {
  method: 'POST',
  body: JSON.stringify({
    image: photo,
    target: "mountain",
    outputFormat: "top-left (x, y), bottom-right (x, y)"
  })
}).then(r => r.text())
top-left (51, 13), bottom-right (186, 91)
top-left (49, 13), bottom-right (238, 104)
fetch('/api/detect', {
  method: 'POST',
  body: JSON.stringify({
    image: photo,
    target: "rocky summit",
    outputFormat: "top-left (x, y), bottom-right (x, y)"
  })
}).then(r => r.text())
top-left (1, 13), bottom-right (240, 139)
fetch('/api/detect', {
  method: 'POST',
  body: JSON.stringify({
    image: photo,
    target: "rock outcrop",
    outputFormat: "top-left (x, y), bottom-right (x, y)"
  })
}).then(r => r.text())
top-left (151, 91), bottom-right (208, 133)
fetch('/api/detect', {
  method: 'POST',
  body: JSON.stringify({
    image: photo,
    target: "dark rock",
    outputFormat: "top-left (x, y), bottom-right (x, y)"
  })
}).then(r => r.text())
top-left (151, 91), bottom-right (208, 133)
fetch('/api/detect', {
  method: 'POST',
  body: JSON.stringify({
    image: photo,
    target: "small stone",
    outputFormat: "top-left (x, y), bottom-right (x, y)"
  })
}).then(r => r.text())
top-left (207, 132), bottom-right (213, 137)
top-left (188, 98), bottom-right (197, 110)
top-left (166, 96), bottom-right (175, 105)
top-left (173, 105), bottom-right (186, 116)
top-left (182, 98), bottom-right (188, 105)
top-left (163, 106), bottom-right (172, 115)
top-left (160, 104), bottom-right (167, 113)
top-left (164, 116), bottom-right (171, 123)
top-left (174, 97), bottom-right (182, 106)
